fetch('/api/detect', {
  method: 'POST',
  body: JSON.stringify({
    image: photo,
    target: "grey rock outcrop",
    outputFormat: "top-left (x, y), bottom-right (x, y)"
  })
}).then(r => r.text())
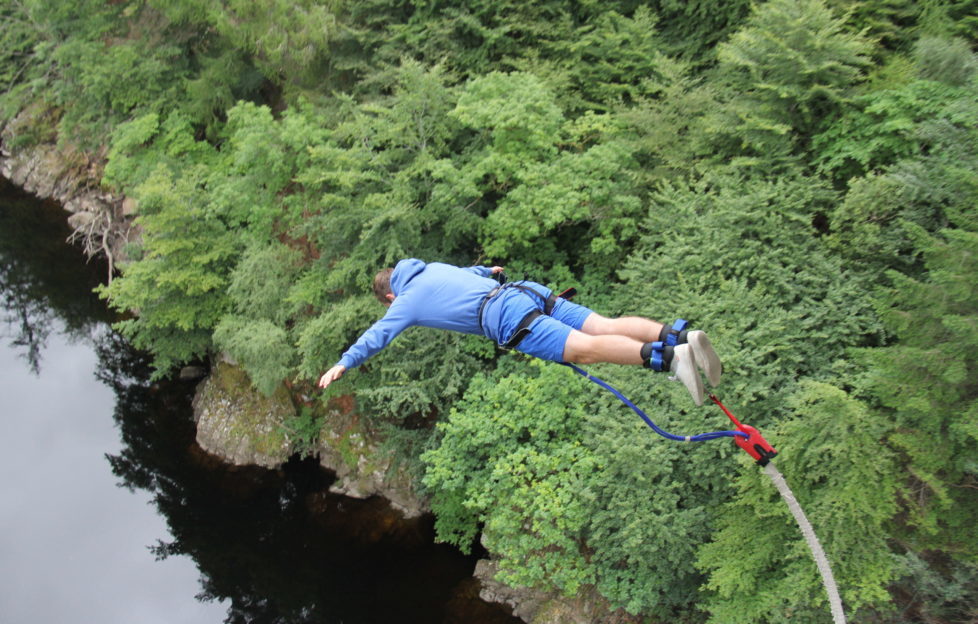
top-left (473, 558), bottom-right (642, 624)
top-left (316, 401), bottom-right (429, 518)
top-left (1, 104), bottom-right (134, 274)
top-left (193, 362), bottom-right (296, 469)
top-left (190, 361), bottom-right (428, 518)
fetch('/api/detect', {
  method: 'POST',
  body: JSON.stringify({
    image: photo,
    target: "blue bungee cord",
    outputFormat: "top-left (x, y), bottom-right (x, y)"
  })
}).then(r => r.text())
top-left (562, 363), bottom-right (749, 443)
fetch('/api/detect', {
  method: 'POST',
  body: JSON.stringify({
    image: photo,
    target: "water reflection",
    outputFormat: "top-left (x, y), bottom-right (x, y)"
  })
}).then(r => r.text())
top-left (0, 177), bottom-right (519, 624)
top-left (0, 178), bottom-right (108, 371)
top-left (101, 336), bottom-right (515, 623)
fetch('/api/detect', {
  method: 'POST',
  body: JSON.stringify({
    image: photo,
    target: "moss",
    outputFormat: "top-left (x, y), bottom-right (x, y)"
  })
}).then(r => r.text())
top-left (4, 102), bottom-right (60, 149)
top-left (195, 361), bottom-right (296, 467)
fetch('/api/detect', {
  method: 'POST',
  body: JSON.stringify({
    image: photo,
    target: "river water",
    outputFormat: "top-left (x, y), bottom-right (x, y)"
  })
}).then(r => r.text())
top-left (0, 177), bottom-right (519, 624)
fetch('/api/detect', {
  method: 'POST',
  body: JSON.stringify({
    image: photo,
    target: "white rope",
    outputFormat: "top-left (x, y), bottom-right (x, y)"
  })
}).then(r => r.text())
top-left (763, 462), bottom-right (847, 624)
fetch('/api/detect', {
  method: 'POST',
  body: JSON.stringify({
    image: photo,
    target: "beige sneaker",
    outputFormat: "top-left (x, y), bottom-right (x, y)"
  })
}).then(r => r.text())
top-left (669, 344), bottom-right (705, 406)
top-left (687, 330), bottom-right (722, 387)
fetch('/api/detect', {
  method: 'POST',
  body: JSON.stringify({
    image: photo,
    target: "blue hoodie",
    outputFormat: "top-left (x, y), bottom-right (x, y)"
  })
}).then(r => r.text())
top-left (337, 259), bottom-right (501, 370)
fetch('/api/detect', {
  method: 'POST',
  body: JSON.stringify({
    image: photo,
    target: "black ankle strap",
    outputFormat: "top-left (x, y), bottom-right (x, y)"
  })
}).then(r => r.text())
top-left (658, 319), bottom-right (689, 347)
top-left (642, 341), bottom-right (675, 371)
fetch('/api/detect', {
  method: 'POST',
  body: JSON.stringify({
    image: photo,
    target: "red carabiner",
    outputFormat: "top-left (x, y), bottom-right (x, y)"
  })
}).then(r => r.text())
top-left (709, 395), bottom-right (778, 466)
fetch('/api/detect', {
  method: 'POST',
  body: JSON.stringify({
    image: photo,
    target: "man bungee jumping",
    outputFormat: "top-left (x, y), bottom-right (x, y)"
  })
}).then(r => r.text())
top-left (317, 259), bottom-right (722, 405)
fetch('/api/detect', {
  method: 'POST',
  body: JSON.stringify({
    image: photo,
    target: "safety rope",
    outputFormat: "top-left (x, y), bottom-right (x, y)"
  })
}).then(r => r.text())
top-left (562, 363), bottom-right (748, 442)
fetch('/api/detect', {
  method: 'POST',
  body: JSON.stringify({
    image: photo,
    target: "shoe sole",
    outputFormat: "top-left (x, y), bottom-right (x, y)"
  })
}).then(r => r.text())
top-left (670, 344), bottom-right (705, 406)
top-left (687, 330), bottom-right (722, 387)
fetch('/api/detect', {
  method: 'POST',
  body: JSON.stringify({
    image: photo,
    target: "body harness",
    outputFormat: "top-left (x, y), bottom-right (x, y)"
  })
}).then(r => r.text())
top-left (476, 278), bottom-right (576, 350)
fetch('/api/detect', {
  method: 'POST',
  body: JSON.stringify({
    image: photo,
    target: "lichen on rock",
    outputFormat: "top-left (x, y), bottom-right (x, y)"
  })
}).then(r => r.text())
top-left (474, 559), bottom-right (642, 624)
top-left (190, 361), bottom-right (429, 518)
top-left (192, 361), bottom-right (296, 468)
top-left (316, 396), bottom-right (429, 519)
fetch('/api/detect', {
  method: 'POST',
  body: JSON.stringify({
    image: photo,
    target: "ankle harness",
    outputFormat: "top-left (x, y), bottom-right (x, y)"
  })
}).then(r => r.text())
top-left (643, 319), bottom-right (689, 371)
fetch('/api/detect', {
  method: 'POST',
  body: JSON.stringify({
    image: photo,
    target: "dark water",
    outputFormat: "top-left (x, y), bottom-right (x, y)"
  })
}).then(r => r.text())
top-left (0, 177), bottom-right (520, 624)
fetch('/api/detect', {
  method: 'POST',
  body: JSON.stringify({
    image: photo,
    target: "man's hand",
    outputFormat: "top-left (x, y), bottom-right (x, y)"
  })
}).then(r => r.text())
top-left (318, 365), bottom-right (346, 389)
top-left (490, 266), bottom-right (505, 275)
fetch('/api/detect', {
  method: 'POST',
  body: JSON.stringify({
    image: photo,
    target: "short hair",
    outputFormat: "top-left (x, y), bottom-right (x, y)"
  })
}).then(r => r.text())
top-left (372, 267), bottom-right (394, 304)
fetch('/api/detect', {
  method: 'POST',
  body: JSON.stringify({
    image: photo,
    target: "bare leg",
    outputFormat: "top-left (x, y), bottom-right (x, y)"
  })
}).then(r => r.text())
top-left (562, 330), bottom-right (645, 365)
top-left (563, 329), bottom-right (705, 404)
top-left (567, 313), bottom-right (717, 406)
top-left (581, 313), bottom-right (663, 343)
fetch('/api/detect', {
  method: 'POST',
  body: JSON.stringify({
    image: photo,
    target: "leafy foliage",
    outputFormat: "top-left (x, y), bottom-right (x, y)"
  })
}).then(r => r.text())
top-left (820, 68), bottom-right (978, 272)
top-left (422, 362), bottom-right (600, 595)
top-left (280, 406), bottom-right (326, 458)
top-left (858, 226), bottom-right (978, 556)
top-left (698, 382), bottom-right (900, 623)
top-left (714, 0), bottom-right (875, 165)
top-left (0, 2), bottom-right (43, 120)
top-left (813, 80), bottom-right (963, 182)
top-left (814, 36), bottom-right (977, 183)
top-left (619, 173), bottom-right (884, 417)
top-left (97, 166), bottom-right (238, 376)
top-left (7, 0), bottom-right (978, 620)
top-left (828, 0), bottom-right (921, 53)
top-left (213, 315), bottom-right (294, 397)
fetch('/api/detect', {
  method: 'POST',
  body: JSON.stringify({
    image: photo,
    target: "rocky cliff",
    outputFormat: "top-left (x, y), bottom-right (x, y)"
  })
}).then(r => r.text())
top-left (192, 358), bottom-right (428, 518)
top-left (1, 108), bottom-right (629, 624)
top-left (0, 105), bottom-right (133, 280)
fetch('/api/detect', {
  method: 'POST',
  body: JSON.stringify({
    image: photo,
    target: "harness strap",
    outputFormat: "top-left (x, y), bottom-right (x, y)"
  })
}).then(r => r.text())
top-left (645, 341), bottom-right (673, 372)
top-left (509, 283), bottom-right (558, 315)
top-left (477, 281), bottom-right (565, 350)
top-left (476, 286), bottom-right (502, 334)
top-left (501, 309), bottom-right (543, 349)
top-left (661, 318), bottom-right (689, 347)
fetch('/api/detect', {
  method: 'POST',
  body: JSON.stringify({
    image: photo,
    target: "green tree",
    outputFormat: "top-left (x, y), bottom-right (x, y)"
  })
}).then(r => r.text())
top-left (445, 71), bottom-right (645, 274)
top-left (813, 79), bottom-right (965, 183)
top-left (649, 0), bottom-right (753, 61)
top-left (532, 7), bottom-right (669, 113)
top-left (212, 316), bottom-right (294, 397)
top-left (0, 1), bottom-right (43, 120)
top-left (204, 0), bottom-right (353, 92)
top-left (820, 58), bottom-right (978, 272)
top-left (422, 361), bottom-right (600, 595)
top-left (813, 35), bottom-right (977, 183)
top-left (585, 173), bottom-right (885, 616)
top-left (211, 241), bottom-right (304, 396)
top-left (714, 0), bottom-right (875, 167)
top-left (858, 226), bottom-right (978, 557)
top-left (698, 382), bottom-right (900, 623)
top-left (827, 0), bottom-right (921, 53)
top-left (617, 173), bottom-right (883, 416)
top-left (98, 166), bottom-right (238, 376)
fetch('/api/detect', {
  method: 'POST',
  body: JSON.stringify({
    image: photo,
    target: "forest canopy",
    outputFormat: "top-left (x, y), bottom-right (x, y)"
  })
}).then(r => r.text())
top-left (2, 0), bottom-right (977, 621)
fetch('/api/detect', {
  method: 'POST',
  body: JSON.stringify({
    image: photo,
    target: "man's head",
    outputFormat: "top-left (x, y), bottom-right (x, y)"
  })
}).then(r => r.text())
top-left (373, 268), bottom-right (395, 305)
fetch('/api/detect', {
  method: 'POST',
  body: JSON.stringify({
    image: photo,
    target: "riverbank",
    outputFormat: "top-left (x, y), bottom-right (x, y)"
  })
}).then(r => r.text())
top-left (0, 106), bottom-right (598, 624)
top-left (1, 169), bottom-right (525, 624)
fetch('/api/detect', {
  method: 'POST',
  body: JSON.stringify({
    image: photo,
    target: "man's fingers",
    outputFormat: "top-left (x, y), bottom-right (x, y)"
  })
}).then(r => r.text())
top-left (318, 366), bottom-right (345, 389)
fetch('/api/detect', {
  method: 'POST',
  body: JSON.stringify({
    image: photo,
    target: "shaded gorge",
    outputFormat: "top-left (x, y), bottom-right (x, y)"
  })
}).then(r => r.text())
top-left (0, 176), bottom-right (519, 624)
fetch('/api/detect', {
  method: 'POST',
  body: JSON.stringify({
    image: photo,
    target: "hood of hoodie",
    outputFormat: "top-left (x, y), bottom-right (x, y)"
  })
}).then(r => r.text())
top-left (390, 258), bottom-right (426, 296)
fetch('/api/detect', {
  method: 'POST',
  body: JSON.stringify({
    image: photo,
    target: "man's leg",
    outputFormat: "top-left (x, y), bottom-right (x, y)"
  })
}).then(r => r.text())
top-left (562, 329), bottom-right (706, 405)
top-left (580, 313), bottom-right (662, 343)
top-left (561, 329), bottom-right (645, 365)
top-left (517, 299), bottom-right (719, 406)
top-left (580, 312), bottom-right (722, 388)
